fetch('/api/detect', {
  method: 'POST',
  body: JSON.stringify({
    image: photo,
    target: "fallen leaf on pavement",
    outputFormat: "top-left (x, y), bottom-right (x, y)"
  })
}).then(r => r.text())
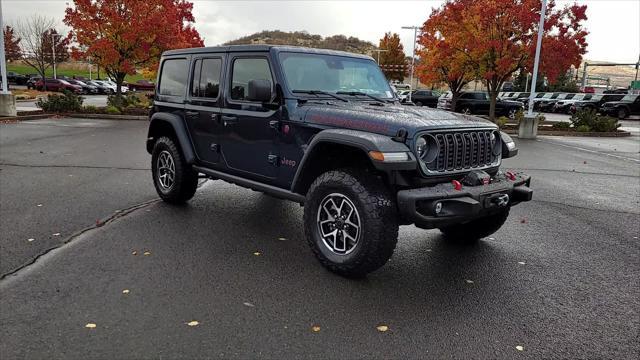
top-left (27, 238), bottom-right (35, 242)
top-left (516, 345), bottom-right (524, 351)
top-left (253, 252), bottom-right (261, 256)
top-left (143, 251), bottom-right (151, 256)
top-left (243, 302), bottom-right (255, 307)
top-left (37, 204), bottom-right (43, 207)
top-left (52, 233), bottom-right (60, 236)
top-left (311, 325), bottom-right (321, 332)
top-left (278, 237), bottom-right (287, 241)
top-left (376, 325), bottom-right (389, 332)
top-left (520, 218), bottom-right (527, 224)
top-left (131, 251), bottom-right (137, 256)
top-left (96, 220), bottom-right (104, 227)
top-left (465, 279), bottom-right (474, 284)
top-left (518, 261), bottom-right (526, 265)
top-left (85, 323), bottom-right (97, 329)
top-left (187, 321), bottom-right (199, 327)
top-left (122, 289), bottom-right (130, 294)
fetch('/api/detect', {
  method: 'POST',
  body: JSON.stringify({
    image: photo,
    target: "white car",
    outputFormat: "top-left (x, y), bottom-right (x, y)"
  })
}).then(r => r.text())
top-left (397, 90), bottom-right (411, 103)
top-left (93, 80), bottom-right (129, 94)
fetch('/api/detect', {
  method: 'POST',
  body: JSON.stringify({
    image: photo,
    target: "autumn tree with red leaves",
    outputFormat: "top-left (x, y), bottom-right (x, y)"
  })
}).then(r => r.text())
top-left (378, 32), bottom-right (406, 82)
top-left (64, 0), bottom-right (204, 96)
top-left (418, 0), bottom-right (587, 120)
top-left (3, 26), bottom-right (21, 61)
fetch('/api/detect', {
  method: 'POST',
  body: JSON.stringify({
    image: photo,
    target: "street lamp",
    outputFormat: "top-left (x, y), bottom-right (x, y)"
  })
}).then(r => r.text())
top-left (402, 25), bottom-right (420, 102)
top-left (51, 33), bottom-right (61, 79)
top-left (527, 0), bottom-right (546, 116)
top-left (0, 0), bottom-right (9, 94)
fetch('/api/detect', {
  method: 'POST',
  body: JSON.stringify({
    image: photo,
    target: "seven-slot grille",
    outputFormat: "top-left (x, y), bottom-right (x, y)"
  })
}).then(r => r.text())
top-left (424, 130), bottom-right (497, 172)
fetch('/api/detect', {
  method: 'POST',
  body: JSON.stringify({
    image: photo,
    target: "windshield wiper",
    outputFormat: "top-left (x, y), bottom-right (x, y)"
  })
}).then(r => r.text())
top-left (336, 91), bottom-right (393, 104)
top-left (292, 90), bottom-right (349, 102)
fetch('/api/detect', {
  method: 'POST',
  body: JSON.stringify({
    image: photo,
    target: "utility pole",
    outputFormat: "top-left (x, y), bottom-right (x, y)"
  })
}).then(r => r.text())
top-left (0, 0), bottom-right (9, 94)
top-left (527, 0), bottom-right (546, 116)
top-left (401, 25), bottom-right (419, 102)
top-left (51, 33), bottom-right (60, 79)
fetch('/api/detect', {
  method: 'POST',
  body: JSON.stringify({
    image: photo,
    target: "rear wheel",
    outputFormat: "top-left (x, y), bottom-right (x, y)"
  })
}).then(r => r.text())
top-left (303, 169), bottom-right (399, 277)
top-left (461, 107), bottom-right (472, 115)
top-left (507, 107), bottom-right (518, 119)
top-left (414, 101), bottom-right (423, 106)
top-left (617, 107), bottom-right (628, 120)
top-left (151, 136), bottom-right (198, 204)
top-left (439, 208), bottom-right (510, 244)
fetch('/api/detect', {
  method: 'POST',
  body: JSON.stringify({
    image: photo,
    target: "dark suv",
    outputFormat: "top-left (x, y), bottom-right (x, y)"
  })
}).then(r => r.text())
top-left (407, 89), bottom-right (440, 107)
top-left (437, 91), bottom-right (524, 118)
top-left (146, 45), bottom-right (532, 277)
top-left (600, 94), bottom-right (640, 119)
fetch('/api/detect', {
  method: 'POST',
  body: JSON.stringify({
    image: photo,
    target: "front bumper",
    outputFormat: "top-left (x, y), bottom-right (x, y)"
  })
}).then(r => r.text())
top-left (397, 171), bottom-right (532, 229)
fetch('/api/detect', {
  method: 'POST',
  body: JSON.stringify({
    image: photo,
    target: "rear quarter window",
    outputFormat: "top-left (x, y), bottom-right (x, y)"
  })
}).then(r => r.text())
top-left (159, 58), bottom-right (188, 98)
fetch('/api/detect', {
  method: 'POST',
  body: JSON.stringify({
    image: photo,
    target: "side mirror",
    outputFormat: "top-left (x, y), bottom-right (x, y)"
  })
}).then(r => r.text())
top-left (247, 79), bottom-right (273, 103)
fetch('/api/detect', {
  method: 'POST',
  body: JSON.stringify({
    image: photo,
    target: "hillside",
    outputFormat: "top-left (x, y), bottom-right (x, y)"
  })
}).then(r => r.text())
top-left (223, 30), bottom-right (376, 55)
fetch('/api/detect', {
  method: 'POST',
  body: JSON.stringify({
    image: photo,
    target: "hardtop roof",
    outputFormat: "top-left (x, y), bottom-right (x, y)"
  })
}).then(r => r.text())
top-left (162, 44), bottom-right (374, 60)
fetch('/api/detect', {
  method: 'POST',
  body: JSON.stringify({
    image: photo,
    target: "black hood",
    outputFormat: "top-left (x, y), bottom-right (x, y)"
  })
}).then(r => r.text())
top-left (301, 102), bottom-right (496, 138)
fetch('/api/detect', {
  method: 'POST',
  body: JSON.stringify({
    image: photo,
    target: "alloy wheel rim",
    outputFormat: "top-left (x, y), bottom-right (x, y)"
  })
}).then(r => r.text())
top-left (317, 193), bottom-right (361, 255)
top-left (157, 150), bottom-right (175, 190)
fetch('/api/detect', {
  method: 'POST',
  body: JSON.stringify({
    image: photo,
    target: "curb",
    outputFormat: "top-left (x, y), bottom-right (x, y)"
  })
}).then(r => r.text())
top-left (503, 129), bottom-right (631, 137)
top-left (65, 113), bottom-right (148, 121)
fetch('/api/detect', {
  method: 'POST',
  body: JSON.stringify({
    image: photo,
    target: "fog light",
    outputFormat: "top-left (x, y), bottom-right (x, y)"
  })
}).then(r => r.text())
top-left (434, 202), bottom-right (443, 215)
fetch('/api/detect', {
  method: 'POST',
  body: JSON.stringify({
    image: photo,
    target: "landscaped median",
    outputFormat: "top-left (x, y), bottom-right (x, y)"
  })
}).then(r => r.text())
top-left (498, 110), bottom-right (631, 137)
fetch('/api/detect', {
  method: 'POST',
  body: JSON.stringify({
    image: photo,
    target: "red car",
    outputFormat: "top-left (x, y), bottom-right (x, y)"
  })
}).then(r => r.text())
top-left (35, 79), bottom-right (82, 93)
top-left (125, 79), bottom-right (155, 91)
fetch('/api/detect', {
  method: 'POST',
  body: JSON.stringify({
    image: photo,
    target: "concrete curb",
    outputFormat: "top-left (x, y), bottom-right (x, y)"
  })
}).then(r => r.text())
top-left (503, 129), bottom-right (631, 137)
top-left (64, 113), bottom-right (148, 121)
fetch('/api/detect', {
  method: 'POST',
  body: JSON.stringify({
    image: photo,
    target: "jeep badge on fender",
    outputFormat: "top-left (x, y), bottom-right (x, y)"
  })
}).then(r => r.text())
top-left (146, 45), bottom-right (532, 278)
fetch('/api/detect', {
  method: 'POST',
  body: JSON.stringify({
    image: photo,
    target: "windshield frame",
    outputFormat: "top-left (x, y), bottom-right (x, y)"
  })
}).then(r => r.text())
top-left (277, 51), bottom-right (395, 101)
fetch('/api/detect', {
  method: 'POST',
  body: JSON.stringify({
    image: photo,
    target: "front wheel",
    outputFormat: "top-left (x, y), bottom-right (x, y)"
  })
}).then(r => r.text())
top-left (303, 169), bottom-right (399, 278)
top-left (414, 101), bottom-right (423, 106)
top-left (151, 136), bottom-right (198, 204)
top-left (439, 208), bottom-right (510, 244)
top-left (507, 108), bottom-right (518, 119)
top-left (617, 108), bottom-right (628, 120)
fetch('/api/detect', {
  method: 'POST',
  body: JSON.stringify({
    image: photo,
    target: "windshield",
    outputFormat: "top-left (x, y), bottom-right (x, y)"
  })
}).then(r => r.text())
top-left (279, 52), bottom-right (394, 99)
top-left (621, 94), bottom-right (637, 101)
top-left (542, 93), bottom-right (553, 98)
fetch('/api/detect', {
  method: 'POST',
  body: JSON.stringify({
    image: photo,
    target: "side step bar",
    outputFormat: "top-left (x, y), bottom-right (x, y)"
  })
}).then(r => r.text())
top-left (193, 166), bottom-right (306, 204)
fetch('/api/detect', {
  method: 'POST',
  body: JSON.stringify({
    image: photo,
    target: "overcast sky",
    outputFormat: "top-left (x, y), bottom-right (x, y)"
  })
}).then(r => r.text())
top-left (3, 0), bottom-right (639, 63)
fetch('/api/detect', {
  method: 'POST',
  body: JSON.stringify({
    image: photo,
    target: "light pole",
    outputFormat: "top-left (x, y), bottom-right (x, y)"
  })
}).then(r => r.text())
top-left (51, 33), bottom-right (60, 79)
top-left (527, 0), bottom-right (546, 116)
top-left (0, 0), bottom-right (9, 94)
top-left (402, 25), bottom-right (419, 102)
top-left (372, 49), bottom-right (388, 64)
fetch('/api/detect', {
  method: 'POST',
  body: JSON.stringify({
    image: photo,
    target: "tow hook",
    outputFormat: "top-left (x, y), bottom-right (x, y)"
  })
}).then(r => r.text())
top-left (491, 194), bottom-right (510, 207)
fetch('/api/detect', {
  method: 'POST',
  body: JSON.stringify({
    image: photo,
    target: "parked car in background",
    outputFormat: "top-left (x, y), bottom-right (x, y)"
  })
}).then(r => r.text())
top-left (125, 79), bottom-right (155, 91)
top-left (553, 93), bottom-right (593, 114)
top-left (26, 76), bottom-right (42, 90)
top-left (101, 80), bottom-right (129, 93)
top-left (537, 93), bottom-right (576, 112)
top-left (6, 71), bottom-right (29, 85)
top-left (600, 94), bottom-right (640, 119)
top-left (570, 93), bottom-right (625, 114)
top-left (409, 89), bottom-right (440, 107)
top-left (502, 81), bottom-right (514, 91)
top-left (438, 91), bottom-right (524, 118)
top-left (603, 88), bottom-right (629, 94)
top-left (581, 86), bottom-right (595, 93)
top-left (532, 92), bottom-right (561, 110)
top-left (397, 90), bottom-right (411, 102)
top-left (501, 92), bottom-right (524, 101)
top-left (35, 79), bottom-right (82, 93)
top-left (85, 80), bottom-right (111, 94)
top-left (66, 79), bottom-right (99, 94)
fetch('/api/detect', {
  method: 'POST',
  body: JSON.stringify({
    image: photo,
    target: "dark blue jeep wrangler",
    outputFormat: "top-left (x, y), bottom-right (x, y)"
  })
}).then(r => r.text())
top-left (146, 45), bottom-right (532, 277)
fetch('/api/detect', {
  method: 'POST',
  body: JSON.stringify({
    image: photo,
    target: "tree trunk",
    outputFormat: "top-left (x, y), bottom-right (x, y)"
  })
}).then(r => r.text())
top-left (489, 92), bottom-right (497, 121)
top-left (451, 91), bottom-right (460, 112)
top-left (115, 73), bottom-right (126, 98)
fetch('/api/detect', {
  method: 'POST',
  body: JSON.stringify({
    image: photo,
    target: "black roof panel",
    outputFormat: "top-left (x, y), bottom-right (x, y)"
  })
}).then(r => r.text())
top-left (162, 44), bottom-right (373, 60)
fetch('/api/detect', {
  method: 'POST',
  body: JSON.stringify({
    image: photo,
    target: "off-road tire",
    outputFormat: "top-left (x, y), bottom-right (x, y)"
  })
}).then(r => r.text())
top-left (303, 169), bottom-right (399, 278)
top-left (439, 208), bottom-right (510, 244)
top-left (414, 101), bottom-right (423, 106)
top-left (151, 136), bottom-right (198, 204)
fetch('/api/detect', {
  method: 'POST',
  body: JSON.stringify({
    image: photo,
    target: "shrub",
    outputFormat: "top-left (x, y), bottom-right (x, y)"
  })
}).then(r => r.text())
top-left (36, 91), bottom-right (83, 112)
top-left (576, 125), bottom-right (591, 132)
top-left (552, 122), bottom-right (570, 129)
top-left (107, 92), bottom-right (151, 110)
top-left (105, 105), bottom-right (121, 115)
top-left (82, 105), bottom-right (98, 113)
top-left (495, 116), bottom-right (509, 129)
top-left (570, 108), bottom-right (620, 133)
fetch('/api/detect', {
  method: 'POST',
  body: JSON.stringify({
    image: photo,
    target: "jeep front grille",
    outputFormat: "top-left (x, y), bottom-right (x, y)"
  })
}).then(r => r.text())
top-left (422, 130), bottom-right (499, 174)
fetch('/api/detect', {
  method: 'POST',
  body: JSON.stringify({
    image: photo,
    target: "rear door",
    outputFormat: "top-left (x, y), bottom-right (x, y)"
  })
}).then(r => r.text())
top-left (219, 53), bottom-right (280, 181)
top-left (185, 55), bottom-right (225, 166)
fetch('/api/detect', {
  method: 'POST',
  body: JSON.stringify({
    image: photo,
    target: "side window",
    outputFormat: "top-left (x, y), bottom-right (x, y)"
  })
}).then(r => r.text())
top-left (191, 58), bottom-right (222, 98)
top-left (191, 59), bottom-right (202, 97)
top-left (159, 58), bottom-right (188, 97)
top-left (460, 93), bottom-right (472, 99)
top-left (476, 93), bottom-right (487, 100)
top-left (230, 58), bottom-right (272, 101)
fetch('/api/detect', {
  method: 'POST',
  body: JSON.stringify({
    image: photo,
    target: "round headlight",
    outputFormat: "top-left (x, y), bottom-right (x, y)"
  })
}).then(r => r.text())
top-left (491, 131), bottom-right (501, 155)
top-left (416, 134), bottom-right (439, 164)
top-left (415, 137), bottom-right (427, 158)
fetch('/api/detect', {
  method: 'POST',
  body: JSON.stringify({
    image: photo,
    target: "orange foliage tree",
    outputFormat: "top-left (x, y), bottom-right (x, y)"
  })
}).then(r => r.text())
top-left (418, 0), bottom-right (588, 120)
top-left (64, 0), bottom-right (204, 96)
top-left (378, 32), bottom-right (406, 82)
top-left (3, 26), bottom-right (21, 61)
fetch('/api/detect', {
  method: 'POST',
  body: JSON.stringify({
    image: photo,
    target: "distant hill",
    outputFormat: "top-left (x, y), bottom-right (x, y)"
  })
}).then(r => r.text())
top-left (223, 30), bottom-right (376, 55)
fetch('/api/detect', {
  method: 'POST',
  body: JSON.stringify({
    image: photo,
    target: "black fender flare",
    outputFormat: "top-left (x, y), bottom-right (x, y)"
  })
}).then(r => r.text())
top-left (291, 129), bottom-right (416, 192)
top-left (146, 112), bottom-right (196, 164)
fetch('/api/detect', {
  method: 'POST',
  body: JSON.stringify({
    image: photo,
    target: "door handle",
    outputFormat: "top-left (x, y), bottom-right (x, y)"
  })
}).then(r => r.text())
top-left (221, 115), bottom-right (238, 126)
top-left (185, 111), bottom-right (199, 117)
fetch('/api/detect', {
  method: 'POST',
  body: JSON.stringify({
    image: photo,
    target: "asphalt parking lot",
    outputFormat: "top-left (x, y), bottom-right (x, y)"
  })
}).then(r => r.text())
top-left (1, 117), bottom-right (638, 359)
